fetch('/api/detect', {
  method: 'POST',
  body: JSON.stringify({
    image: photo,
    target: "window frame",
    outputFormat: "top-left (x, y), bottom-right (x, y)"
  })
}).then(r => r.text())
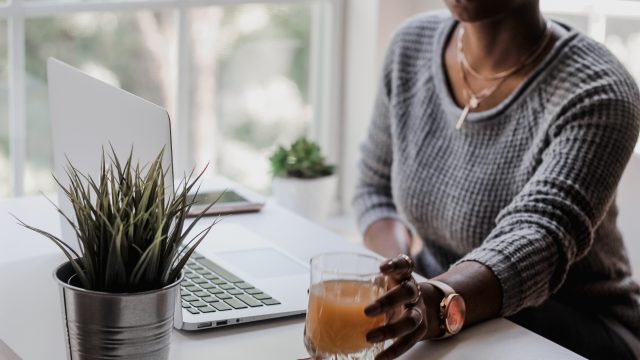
top-left (0, 0), bottom-right (345, 197)
top-left (541, 0), bottom-right (640, 42)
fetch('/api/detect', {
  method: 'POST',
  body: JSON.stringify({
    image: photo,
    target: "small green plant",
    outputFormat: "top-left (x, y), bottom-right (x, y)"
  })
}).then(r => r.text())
top-left (16, 148), bottom-right (218, 293)
top-left (269, 138), bottom-right (335, 179)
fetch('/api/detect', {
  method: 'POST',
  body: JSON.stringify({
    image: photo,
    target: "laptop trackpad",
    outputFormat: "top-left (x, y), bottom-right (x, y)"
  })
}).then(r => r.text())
top-left (217, 248), bottom-right (308, 279)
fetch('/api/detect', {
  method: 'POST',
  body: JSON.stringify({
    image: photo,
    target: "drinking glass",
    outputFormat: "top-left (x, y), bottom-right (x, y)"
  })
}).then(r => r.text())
top-left (304, 252), bottom-right (387, 360)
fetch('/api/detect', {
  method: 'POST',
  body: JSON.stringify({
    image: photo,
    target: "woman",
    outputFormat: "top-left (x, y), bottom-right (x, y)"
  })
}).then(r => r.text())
top-left (354, 1), bottom-right (640, 359)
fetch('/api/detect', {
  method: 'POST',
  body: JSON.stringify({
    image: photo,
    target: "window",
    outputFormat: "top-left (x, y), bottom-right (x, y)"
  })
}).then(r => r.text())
top-left (541, 0), bottom-right (640, 82)
top-left (24, 10), bottom-right (178, 194)
top-left (186, 5), bottom-right (315, 192)
top-left (541, 0), bottom-right (640, 152)
top-left (1, 0), bottom-right (342, 198)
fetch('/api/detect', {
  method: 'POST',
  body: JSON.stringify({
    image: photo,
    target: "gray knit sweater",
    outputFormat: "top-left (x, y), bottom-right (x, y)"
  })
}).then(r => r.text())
top-left (354, 13), bottom-right (640, 339)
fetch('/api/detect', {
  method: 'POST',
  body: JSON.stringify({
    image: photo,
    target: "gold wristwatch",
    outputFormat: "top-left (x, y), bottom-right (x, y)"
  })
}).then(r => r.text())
top-left (426, 279), bottom-right (466, 339)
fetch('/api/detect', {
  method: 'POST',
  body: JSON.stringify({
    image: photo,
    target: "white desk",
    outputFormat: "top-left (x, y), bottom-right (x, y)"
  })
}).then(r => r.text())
top-left (0, 193), bottom-right (583, 359)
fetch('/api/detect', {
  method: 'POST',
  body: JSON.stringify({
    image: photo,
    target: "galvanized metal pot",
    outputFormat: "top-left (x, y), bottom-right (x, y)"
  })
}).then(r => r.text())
top-left (54, 262), bottom-right (183, 360)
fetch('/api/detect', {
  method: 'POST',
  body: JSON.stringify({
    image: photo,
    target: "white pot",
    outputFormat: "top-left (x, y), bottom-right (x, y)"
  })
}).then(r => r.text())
top-left (272, 175), bottom-right (338, 223)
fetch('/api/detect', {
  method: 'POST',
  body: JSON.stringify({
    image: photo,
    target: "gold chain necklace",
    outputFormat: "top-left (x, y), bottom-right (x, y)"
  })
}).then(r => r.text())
top-left (455, 21), bottom-right (553, 130)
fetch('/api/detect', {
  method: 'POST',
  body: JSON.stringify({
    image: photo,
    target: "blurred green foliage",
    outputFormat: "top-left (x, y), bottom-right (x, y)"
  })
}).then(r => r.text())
top-left (24, 12), bottom-right (172, 176)
top-left (217, 5), bottom-right (312, 165)
top-left (1, 4), bottom-right (313, 196)
top-left (220, 6), bottom-right (311, 101)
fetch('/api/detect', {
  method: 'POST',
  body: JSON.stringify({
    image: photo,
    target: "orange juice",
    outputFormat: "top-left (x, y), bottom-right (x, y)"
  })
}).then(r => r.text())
top-left (305, 280), bottom-right (385, 355)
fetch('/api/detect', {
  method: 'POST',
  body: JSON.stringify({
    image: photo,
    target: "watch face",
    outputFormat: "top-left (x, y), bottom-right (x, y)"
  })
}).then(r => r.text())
top-left (444, 294), bottom-right (466, 334)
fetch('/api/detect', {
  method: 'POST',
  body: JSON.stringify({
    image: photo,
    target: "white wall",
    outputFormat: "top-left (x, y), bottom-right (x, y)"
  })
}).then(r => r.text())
top-left (339, 0), bottom-right (378, 216)
top-left (618, 153), bottom-right (640, 282)
top-left (377, 0), bottom-right (444, 67)
top-left (340, 0), bottom-right (443, 215)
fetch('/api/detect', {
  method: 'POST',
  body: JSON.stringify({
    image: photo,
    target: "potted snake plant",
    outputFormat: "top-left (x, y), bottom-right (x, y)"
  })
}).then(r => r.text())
top-left (269, 138), bottom-right (337, 223)
top-left (16, 148), bottom-right (218, 360)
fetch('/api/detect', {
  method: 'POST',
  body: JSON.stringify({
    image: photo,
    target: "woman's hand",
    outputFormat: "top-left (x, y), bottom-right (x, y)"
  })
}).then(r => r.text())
top-left (364, 255), bottom-right (429, 360)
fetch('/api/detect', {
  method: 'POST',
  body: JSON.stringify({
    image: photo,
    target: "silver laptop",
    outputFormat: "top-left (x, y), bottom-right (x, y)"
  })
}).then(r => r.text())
top-left (47, 58), bottom-right (308, 331)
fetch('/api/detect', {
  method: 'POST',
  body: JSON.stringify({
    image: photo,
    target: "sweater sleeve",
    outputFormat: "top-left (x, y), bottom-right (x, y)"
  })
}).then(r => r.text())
top-left (353, 38), bottom-right (403, 235)
top-left (457, 83), bottom-right (640, 316)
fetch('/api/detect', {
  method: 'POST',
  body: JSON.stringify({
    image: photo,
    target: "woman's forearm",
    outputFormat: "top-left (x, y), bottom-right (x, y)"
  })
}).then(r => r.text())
top-left (364, 220), bottom-right (502, 335)
top-left (364, 219), bottom-right (413, 259)
top-left (427, 261), bottom-right (502, 332)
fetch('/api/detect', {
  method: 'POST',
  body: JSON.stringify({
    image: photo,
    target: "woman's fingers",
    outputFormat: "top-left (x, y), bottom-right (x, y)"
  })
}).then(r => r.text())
top-left (364, 255), bottom-right (426, 360)
top-left (380, 255), bottom-right (414, 281)
top-left (366, 307), bottom-right (424, 342)
top-left (374, 320), bottom-right (428, 360)
top-left (365, 280), bottom-right (419, 316)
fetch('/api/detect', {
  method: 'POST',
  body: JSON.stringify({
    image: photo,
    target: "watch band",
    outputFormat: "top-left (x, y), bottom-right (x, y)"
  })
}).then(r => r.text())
top-left (426, 279), bottom-right (456, 297)
top-left (426, 279), bottom-right (466, 339)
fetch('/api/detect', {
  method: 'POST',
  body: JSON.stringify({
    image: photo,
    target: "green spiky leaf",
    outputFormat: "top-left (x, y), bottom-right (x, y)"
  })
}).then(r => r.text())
top-left (16, 147), bottom-right (219, 293)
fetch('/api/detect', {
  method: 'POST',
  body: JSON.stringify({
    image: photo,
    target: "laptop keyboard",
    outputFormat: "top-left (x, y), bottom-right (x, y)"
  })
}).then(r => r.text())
top-left (180, 252), bottom-right (281, 315)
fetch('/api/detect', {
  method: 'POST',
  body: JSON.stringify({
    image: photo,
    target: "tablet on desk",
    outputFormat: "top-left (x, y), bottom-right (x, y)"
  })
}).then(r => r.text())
top-left (187, 189), bottom-right (265, 216)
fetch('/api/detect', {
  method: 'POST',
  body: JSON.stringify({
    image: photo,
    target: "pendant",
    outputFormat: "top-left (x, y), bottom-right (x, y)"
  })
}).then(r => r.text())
top-left (455, 96), bottom-right (479, 130)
